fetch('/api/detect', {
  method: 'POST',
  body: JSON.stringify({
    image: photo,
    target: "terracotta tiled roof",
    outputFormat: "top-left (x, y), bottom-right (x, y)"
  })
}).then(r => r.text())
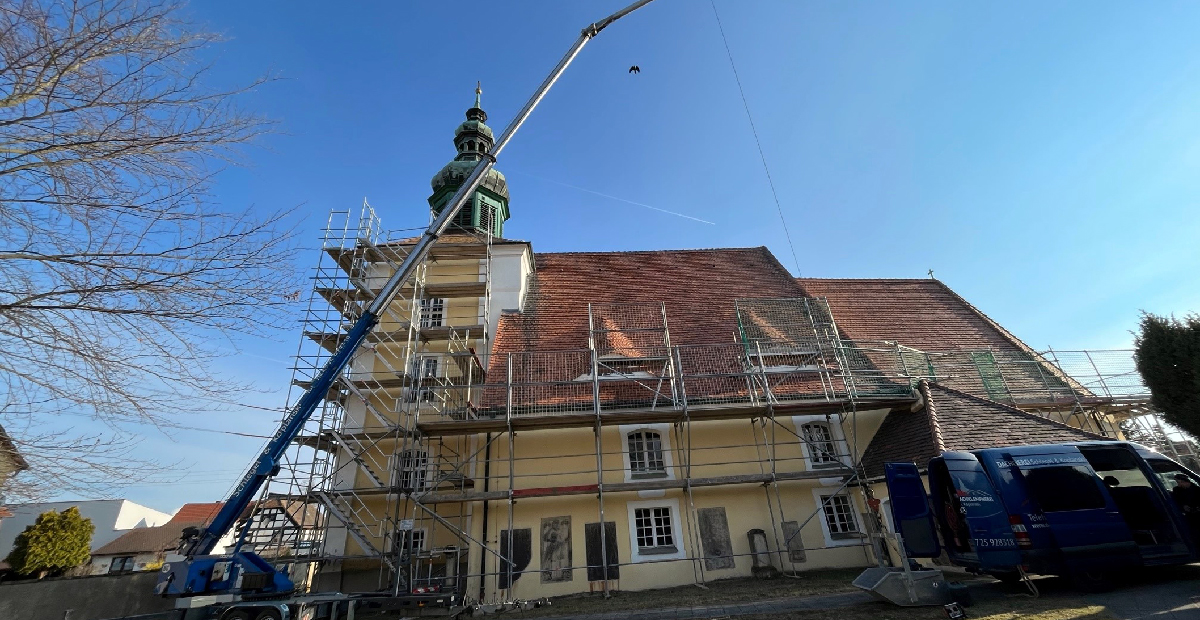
top-left (169, 502), bottom-right (223, 524)
top-left (92, 520), bottom-right (206, 556)
top-left (482, 247), bottom-right (809, 410)
top-left (794, 278), bottom-right (1035, 354)
top-left (0, 507), bottom-right (13, 519)
top-left (492, 247), bottom-right (802, 355)
top-left (859, 382), bottom-right (1105, 478)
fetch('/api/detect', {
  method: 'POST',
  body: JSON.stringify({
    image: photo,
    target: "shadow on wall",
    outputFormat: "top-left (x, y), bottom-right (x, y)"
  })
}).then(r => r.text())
top-left (0, 572), bottom-right (172, 620)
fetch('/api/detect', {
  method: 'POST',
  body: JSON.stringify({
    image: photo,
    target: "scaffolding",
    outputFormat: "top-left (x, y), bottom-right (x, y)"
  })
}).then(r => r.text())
top-left (256, 206), bottom-right (1176, 603)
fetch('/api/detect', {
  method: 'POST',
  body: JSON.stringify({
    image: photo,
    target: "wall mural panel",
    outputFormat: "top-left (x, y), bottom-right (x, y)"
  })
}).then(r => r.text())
top-left (540, 516), bottom-right (573, 582)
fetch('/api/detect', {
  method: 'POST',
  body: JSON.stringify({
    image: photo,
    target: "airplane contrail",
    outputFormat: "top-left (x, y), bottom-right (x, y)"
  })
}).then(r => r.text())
top-left (510, 170), bottom-right (717, 225)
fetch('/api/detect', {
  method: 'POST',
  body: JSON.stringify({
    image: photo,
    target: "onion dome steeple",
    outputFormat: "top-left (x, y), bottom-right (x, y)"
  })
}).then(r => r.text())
top-left (429, 82), bottom-right (510, 237)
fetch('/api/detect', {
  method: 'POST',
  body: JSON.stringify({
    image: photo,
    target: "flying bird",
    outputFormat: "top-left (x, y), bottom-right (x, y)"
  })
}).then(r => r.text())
top-left (628, 65), bottom-right (640, 74)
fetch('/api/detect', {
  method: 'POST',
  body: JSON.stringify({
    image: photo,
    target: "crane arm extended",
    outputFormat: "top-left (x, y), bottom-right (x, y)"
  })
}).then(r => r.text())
top-left (185, 0), bottom-right (657, 558)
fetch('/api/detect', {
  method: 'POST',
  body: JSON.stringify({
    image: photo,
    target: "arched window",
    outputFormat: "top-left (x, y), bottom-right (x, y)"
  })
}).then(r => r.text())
top-left (627, 430), bottom-right (666, 478)
top-left (398, 449), bottom-right (428, 491)
top-left (467, 140), bottom-right (476, 151)
top-left (801, 422), bottom-right (838, 466)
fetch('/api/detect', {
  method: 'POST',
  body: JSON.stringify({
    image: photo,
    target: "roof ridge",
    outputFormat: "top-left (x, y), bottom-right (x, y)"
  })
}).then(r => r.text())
top-left (535, 246), bottom-right (767, 257)
top-left (926, 382), bottom-right (1107, 439)
top-left (918, 380), bottom-right (947, 452)
top-left (795, 277), bottom-right (940, 283)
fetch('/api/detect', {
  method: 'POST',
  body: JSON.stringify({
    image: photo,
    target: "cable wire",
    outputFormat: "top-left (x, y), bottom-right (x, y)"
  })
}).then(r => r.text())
top-left (710, 0), bottom-right (802, 275)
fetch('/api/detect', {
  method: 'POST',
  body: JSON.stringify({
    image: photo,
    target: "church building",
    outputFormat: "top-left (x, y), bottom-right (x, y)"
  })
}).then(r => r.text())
top-left (265, 89), bottom-right (1158, 601)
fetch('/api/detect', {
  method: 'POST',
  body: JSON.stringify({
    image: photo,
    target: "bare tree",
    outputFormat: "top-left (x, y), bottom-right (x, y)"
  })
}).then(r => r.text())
top-left (0, 0), bottom-right (299, 500)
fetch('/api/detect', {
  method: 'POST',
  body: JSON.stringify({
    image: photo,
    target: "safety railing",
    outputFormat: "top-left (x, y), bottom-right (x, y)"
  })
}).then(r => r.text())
top-left (408, 342), bottom-right (1151, 424)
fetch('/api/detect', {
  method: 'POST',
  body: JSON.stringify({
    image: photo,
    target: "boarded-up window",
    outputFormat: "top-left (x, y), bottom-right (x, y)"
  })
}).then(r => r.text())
top-left (781, 521), bottom-right (807, 563)
top-left (697, 507), bottom-right (735, 570)
top-left (498, 528), bottom-right (531, 589)
top-left (540, 516), bottom-right (572, 582)
top-left (584, 521), bottom-right (620, 581)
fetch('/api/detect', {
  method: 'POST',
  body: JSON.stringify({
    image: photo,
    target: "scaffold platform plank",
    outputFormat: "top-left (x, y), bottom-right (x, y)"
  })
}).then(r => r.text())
top-left (325, 243), bottom-right (489, 273)
top-left (304, 324), bottom-right (486, 352)
top-left (414, 397), bottom-right (918, 436)
top-left (324, 468), bottom-right (849, 504)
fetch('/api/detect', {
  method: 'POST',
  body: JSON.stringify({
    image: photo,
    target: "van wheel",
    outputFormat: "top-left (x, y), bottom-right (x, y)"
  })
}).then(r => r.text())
top-left (222, 611), bottom-right (253, 620)
top-left (253, 609), bottom-right (282, 620)
top-left (1069, 568), bottom-right (1114, 592)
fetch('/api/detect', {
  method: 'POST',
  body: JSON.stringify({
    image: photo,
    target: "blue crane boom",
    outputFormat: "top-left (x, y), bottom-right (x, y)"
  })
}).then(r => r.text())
top-left (180, 0), bottom-right (658, 562)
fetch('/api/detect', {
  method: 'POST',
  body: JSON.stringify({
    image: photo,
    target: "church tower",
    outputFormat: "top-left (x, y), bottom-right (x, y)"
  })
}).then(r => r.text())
top-left (428, 83), bottom-right (511, 237)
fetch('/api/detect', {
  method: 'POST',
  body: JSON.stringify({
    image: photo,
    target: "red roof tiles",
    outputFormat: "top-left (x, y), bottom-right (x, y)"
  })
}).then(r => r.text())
top-left (492, 247), bottom-right (802, 357)
top-left (169, 502), bottom-right (223, 525)
top-left (794, 278), bottom-right (1035, 354)
top-left (859, 383), bottom-right (1104, 478)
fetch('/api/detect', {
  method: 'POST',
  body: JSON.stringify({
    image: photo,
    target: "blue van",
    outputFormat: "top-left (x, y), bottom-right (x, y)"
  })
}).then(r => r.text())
top-left (885, 442), bottom-right (1199, 588)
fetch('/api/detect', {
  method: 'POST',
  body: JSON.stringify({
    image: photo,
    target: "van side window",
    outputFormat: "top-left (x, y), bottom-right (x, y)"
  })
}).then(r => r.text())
top-left (1149, 459), bottom-right (1200, 490)
top-left (1023, 465), bottom-right (1106, 512)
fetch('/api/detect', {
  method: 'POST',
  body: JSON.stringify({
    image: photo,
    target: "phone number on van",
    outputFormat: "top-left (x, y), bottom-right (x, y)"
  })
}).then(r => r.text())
top-left (971, 538), bottom-right (1018, 548)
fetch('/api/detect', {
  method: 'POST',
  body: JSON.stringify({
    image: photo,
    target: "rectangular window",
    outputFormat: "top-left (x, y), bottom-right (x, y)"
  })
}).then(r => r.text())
top-left (1023, 465), bottom-right (1106, 512)
top-left (628, 430), bottom-right (666, 478)
top-left (396, 450), bottom-right (429, 491)
top-left (801, 423), bottom-right (838, 466)
top-left (109, 556), bottom-right (135, 573)
top-left (410, 356), bottom-right (438, 379)
top-left (820, 494), bottom-right (860, 539)
top-left (419, 297), bottom-right (445, 328)
top-left (407, 357), bottom-right (439, 402)
top-left (409, 529), bottom-right (427, 552)
top-left (634, 507), bottom-right (676, 553)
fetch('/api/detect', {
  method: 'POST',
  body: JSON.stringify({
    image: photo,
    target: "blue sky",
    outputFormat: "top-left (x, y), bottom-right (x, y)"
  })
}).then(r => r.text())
top-left (95, 1), bottom-right (1200, 512)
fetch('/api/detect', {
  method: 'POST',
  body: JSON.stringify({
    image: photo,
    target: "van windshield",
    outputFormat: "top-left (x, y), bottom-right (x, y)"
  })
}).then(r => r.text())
top-left (1023, 465), bottom-right (1106, 512)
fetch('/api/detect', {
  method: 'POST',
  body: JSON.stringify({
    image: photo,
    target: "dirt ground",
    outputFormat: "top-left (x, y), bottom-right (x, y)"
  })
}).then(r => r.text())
top-left (513, 568), bottom-right (868, 618)
top-left (510, 564), bottom-right (1200, 620)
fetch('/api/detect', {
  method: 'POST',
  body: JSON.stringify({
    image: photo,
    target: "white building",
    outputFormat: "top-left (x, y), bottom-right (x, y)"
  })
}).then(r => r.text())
top-left (0, 499), bottom-right (172, 557)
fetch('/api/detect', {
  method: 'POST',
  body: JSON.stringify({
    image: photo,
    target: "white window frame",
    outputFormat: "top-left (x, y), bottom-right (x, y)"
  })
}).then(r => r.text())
top-left (619, 424), bottom-right (675, 483)
top-left (407, 356), bottom-right (440, 402)
top-left (419, 297), bottom-right (445, 328)
top-left (626, 498), bottom-right (686, 562)
top-left (408, 528), bottom-right (428, 553)
top-left (392, 449), bottom-right (430, 492)
top-left (811, 487), bottom-right (863, 547)
top-left (800, 422), bottom-right (839, 467)
top-left (792, 415), bottom-right (851, 469)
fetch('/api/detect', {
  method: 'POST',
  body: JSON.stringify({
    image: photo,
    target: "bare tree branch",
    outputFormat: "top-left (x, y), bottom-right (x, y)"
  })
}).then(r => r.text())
top-left (0, 0), bottom-right (300, 501)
